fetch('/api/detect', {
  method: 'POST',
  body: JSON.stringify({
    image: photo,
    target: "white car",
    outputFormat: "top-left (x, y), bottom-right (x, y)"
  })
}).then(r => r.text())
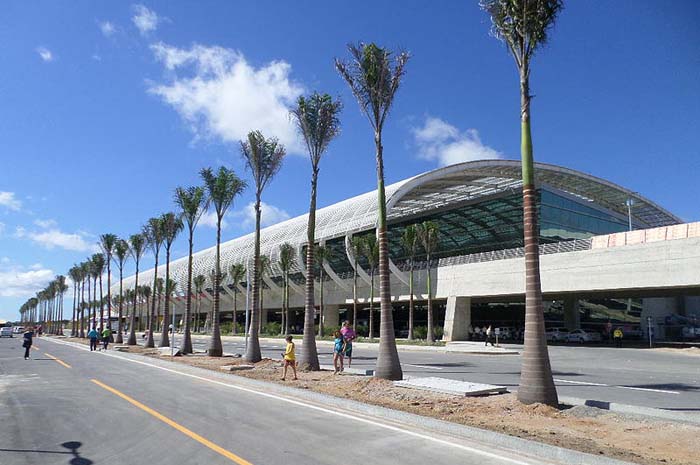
top-left (12, 326), bottom-right (24, 334)
top-left (545, 327), bottom-right (569, 342)
top-left (566, 329), bottom-right (602, 343)
top-left (0, 327), bottom-right (13, 338)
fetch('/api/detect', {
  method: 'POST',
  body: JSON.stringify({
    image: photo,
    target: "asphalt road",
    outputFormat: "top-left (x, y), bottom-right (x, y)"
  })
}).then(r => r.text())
top-left (0, 337), bottom-right (559, 465)
top-left (176, 334), bottom-right (700, 412)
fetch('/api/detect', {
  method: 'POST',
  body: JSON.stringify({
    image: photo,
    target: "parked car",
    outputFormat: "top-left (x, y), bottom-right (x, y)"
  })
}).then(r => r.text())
top-left (681, 327), bottom-right (700, 340)
top-left (12, 326), bottom-right (25, 334)
top-left (0, 327), bottom-right (13, 338)
top-left (496, 327), bottom-right (516, 340)
top-left (545, 327), bottom-right (569, 342)
top-left (566, 329), bottom-right (602, 343)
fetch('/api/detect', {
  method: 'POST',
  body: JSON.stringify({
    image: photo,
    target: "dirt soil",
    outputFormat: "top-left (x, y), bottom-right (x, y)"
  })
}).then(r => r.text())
top-left (61, 337), bottom-right (698, 465)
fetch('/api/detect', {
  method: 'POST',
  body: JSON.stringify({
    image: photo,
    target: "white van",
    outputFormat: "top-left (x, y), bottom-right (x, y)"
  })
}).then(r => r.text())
top-left (0, 327), bottom-right (13, 338)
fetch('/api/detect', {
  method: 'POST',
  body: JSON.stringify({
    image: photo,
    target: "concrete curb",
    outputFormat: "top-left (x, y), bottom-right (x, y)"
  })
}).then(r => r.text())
top-left (45, 337), bottom-right (636, 465)
top-left (560, 395), bottom-right (700, 426)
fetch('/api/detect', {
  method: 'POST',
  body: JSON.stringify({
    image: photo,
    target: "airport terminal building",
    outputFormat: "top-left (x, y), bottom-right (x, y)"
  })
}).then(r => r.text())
top-left (118, 160), bottom-right (700, 341)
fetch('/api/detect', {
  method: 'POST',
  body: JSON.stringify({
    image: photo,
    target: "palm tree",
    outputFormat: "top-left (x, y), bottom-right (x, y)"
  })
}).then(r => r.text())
top-left (416, 221), bottom-right (439, 343)
top-left (174, 185), bottom-right (207, 354)
top-left (348, 236), bottom-right (364, 331)
top-left (160, 212), bottom-right (183, 347)
top-left (56, 276), bottom-right (68, 335)
top-left (257, 256), bottom-right (270, 333)
top-left (361, 235), bottom-right (379, 340)
top-left (127, 233), bottom-right (146, 345)
top-left (290, 92), bottom-right (342, 369)
top-left (336, 43), bottom-right (409, 380)
top-left (140, 285), bottom-right (152, 333)
top-left (155, 277), bottom-right (164, 332)
top-left (69, 266), bottom-right (81, 337)
top-left (315, 245), bottom-right (333, 337)
top-left (200, 167), bottom-right (246, 356)
top-left (113, 239), bottom-right (130, 344)
top-left (99, 234), bottom-right (118, 332)
top-left (481, 0), bottom-right (562, 407)
top-left (401, 225), bottom-right (420, 341)
top-left (91, 253), bottom-right (105, 331)
top-left (193, 274), bottom-right (206, 333)
top-left (207, 269), bottom-right (227, 333)
top-left (241, 131), bottom-right (285, 363)
top-left (80, 261), bottom-right (90, 338)
top-left (277, 244), bottom-right (294, 335)
top-left (228, 263), bottom-right (246, 335)
top-left (165, 278), bottom-right (177, 334)
top-left (144, 217), bottom-right (165, 349)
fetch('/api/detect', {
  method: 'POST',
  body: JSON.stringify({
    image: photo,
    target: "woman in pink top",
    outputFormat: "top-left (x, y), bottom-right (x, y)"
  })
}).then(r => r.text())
top-left (340, 321), bottom-right (357, 367)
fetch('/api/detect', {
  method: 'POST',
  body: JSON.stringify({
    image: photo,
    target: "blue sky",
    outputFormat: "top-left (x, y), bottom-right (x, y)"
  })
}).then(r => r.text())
top-left (1, 1), bottom-right (698, 321)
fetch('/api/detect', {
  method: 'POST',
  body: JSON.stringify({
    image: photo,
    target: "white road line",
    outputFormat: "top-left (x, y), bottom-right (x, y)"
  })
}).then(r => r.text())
top-left (555, 378), bottom-right (679, 395)
top-left (406, 364), bottom-right (444, 370)
top-left (618, 386), bottom-right (679, 395)
top-left (45, 338), bottom-right (540, 465)
top-left (554, 378), bottom-right (606, 386)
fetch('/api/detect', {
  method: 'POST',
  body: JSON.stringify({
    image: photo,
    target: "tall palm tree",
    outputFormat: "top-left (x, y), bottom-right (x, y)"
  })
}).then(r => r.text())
top-left (80, 261), bottom-right (90, 337)
top-left (314, 245), bottom-right (333, 337)
top-left (144, 217), bottom-right (165, 349)
top-left (361, 235), bottom-right (379, 340)
top-left (207, 269), bottom-right (227, 333)
top-left (401, 225), bottom-right (420, 341)
top-left (481, 0), bottom-right (562, 407)
top-left (277, 244), bottom-right (294, 335)
top-left (241, 131), bottom-right (285, 363)
top-left (201, 166), bottom-right (246, 356)
top-left (290, 92), bottom-right (342, 369)
top-left (160, 212), bottom-right (183, 347)
top-left (113, 239), bottom-right (130, 344)
top-left (336, 43), bottom-right (409, 380)
top-left (99, 234), bottom-right (118, 332)
top-left (348, 235), bottom-right (364, 331)
top-left (174, 185), bottom-right (207, 354)
top-left (140, 285), bottom-right (151, 333)
top-left (56, 276), bottom-right (68, 335)
top-left (68, 266), bottom-right (81, 337)
top-left (193, 274), bottom-right (206, 333)
top-left (416, 221), bottom-right (439, 343)
top-left (229, 263), bottom-right (246, 335)
top-left (257, 256), bottom-right (270, 333)
top-left (127, 233), bottom-right (146, 345)
top-left (155, 277), bottom-right (164, 331)
top-left (91, 253), bottom-right (105, 331)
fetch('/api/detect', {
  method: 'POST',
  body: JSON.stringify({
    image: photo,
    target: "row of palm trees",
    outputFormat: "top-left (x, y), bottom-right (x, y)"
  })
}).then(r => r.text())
top-left (18, 275), bottom-right (68, 335)
top-left (17, 2), bottom-right (563, 405)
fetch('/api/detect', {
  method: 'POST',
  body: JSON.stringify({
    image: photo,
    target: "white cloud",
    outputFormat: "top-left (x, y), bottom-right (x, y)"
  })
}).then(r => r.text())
top-left (33, 218), bottom-right (57, 229)
top-left (0, 265), bottom-right (54, 298)
top-left (149, 42), bottom-right (304, 153)
top-left (412, 116), bottom-right (503, 166)
top-left (0, 191), bottom-right (22, 211)
top-left (237, 201), bottom-right (290, 229)
top-left (132, 4), bottom-right (159, 35)
top-left (198, 210), bottom-right (228, 230)
top-left (18, 227), bottom-right (98, 253)
top-left (36, 46), bottom-right (54, 62)
top-left (99, 21), bottom-right (116, 37)
top-left (92, 54), bottom-right (102, 62)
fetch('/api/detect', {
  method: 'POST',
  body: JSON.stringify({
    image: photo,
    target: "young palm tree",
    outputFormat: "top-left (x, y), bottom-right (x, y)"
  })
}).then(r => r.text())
top-left (174, 185), bottom-right (207, 354)
top-left (416, 221), bottom-right (439, 343)
top-left (401, 225), bottom-right (420, 341)
top-left (315, 245), bottom-right (333, 337)
top-left (241, 131), bottom-right (285, 363)
top-left (481, 0), bottom-right (562, 407)
top-left (99, 234), bottom-right (118, 332)
top-left (160, 212), bottom-right (183, 347)
top-left (290, 92), bottom-right (342, 369)
top-left (193, 274), bottom-right (206, 333)
top-left (277, 243), bottom-right (294, 335)
top-left (144, 217), bottom-right (165, 349)
top-left (229, 263), bottom-right (246, 335)
top-left (361, 235), bottom-right (379, 340)
top-left (127, 233), bottom-right (146, 345)
top-left (348, 236), bottom-right (364, 331)
top-left (90, 253), bottom-right (105, 331)
top-left (201, 166), bottom-right (246, 356)
top-left (336, 43), bottom-right (409, 380)
top-left (113, 239), bottom-right (130, 344)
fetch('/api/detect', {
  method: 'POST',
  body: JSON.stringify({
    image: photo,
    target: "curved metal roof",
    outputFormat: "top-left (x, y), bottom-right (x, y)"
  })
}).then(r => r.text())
top-left (119, 160), bottom-right (680, 292)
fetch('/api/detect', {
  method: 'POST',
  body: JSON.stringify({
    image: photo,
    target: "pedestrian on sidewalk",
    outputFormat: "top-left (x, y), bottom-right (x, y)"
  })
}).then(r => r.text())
top-left (281, 335), bottom-right (297, 381)
top-left (485, 325), bottom-right (495, 347)
top-left (340, 320), bottom-right (356, 367)
top-left (22, 328), bottom-right (34, 360)
top-left (101, 327), bottom-right (112, 351)
top-left (333, 330), bottom-right (345, 374)
top-left (613, 327), bottom-right (623, 348)
top-left (88, 327), bottom-right (99, 351)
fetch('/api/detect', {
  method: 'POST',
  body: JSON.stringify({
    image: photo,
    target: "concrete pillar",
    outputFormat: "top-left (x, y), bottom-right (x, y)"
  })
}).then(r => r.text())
top-left (563, 297), bottom-right (580, 331)
top-left (323, 304), bottom-right (340, 329)
top-left (443, 296), bottom-right (471, 342)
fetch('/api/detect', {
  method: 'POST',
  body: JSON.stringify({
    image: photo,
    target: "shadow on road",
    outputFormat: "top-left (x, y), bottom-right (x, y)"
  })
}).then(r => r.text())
top-left (0, 441), bottom-right (93, 465)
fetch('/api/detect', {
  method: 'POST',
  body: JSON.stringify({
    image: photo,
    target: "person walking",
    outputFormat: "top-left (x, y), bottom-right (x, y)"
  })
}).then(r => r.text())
top-left (22, 328), bottom-right (34, 360)
top-left (340, 320), bottom-right (356, 367)
top-left (613, 327), bottom-right (623, 348)
top-left (333, 330), bottom-right (345, 374)
top-left (88, 327), bottom-right (99, 351)
top-left (485, 325), bottom-right (495, 347)
top-left (281, 335), bottom-right (297, 381)
top-left (101, 326), bottom-right (112, 351)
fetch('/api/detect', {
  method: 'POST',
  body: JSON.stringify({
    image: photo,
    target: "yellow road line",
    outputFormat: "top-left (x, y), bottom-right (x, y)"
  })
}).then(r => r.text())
top-left (90, 379), bottom-right (253, 465)
top-left (31, 346), bottom-right (39, 351)
top-left (44, 353), bottom-right (71, 369)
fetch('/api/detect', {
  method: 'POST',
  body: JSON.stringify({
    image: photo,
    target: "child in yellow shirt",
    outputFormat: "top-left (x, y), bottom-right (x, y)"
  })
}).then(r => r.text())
top-left (281, 335), bottom-right (298, 381)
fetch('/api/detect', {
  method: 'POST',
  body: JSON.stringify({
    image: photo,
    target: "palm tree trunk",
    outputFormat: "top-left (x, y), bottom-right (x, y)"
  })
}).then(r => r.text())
top-left (373, 133), bottom-right (402, 380)
top-left (244, 197), bottom-right (263, 363)
top-left (80, 280), bottom-right (86, 338)
top-left (369, 270), bottom-right (374, 340)
top-left (182, 234), bottom-right (194, 354)
top-left (298, 170), bottom-right (320, 370)
top-left (71, 282), bottom-right (77, 337)
top-left (127, 265), bottom-right (139, 345)
top-left (146, 254), bottom-right (159, 349)
top-left (408, 263), bottom-right (414, 341)
top-left (232, 290), bottom-right (238, 335)
top-left (106, 259), bottom-right (112, 331)
top-left (116, 268), bottom-right (124, 344)
top-left (99, 273), bottom-right (104, 333)
top-left (160, 248), bottom-right (171, 347)
top-left (516, 68), bottom-right (558, 407)
top-left (208, 220), bottom-right (223, 357)
top-left (318, 272), bottom-right (324, 337)
top-left (426, 255), bottom-right (434, 343)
